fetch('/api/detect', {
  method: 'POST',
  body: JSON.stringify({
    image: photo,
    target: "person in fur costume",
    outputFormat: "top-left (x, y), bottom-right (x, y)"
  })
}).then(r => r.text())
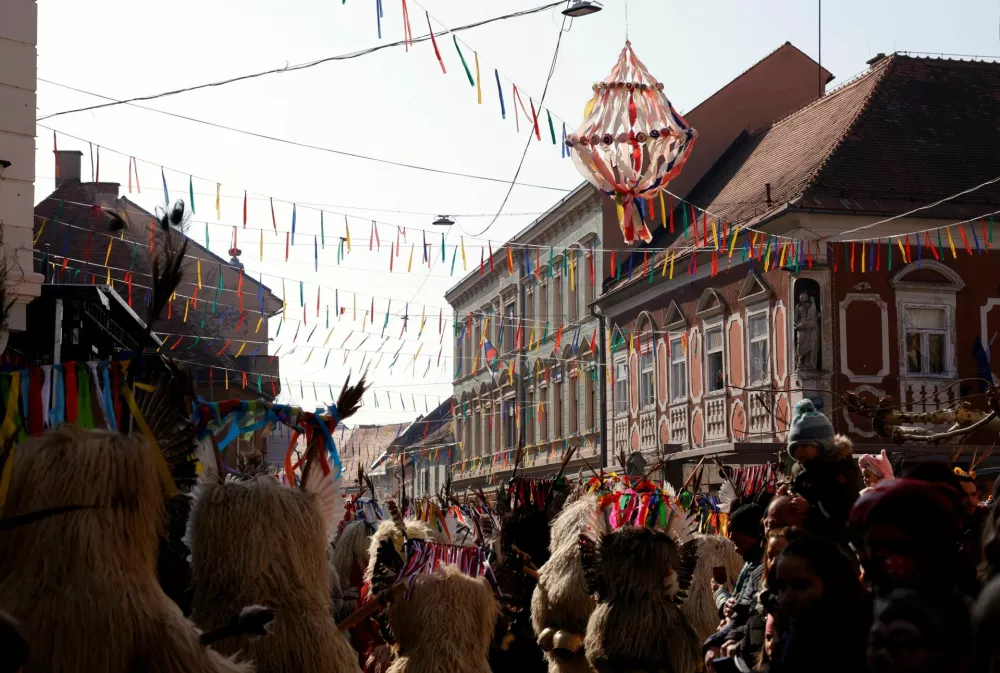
top-left (356, 513), bottom-right (438, 673)
top-left (579, 500), bottom-right (703, 673)
top-left (361, 504), bottom-right (499, 673)
top-left (185, 379), bottom-right (367, 673)
top-left (532, 491), bottom-right (600, 673)
top-left (334, 519), bottom-right (378, 620)
top-left (785, 400), bottom-right (863, 546)
top-left (380, 565), bottom-right (498, 673)
top-left (0, 426), bottom-right (250, 673)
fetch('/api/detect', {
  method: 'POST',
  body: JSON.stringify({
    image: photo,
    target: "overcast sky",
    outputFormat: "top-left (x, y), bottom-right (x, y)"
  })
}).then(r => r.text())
top-left (32, 0), bottom-right (1000, 424)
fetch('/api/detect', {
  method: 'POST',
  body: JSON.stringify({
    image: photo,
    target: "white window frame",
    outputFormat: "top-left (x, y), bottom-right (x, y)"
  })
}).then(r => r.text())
top-left (639, 333), bottom-right (656, 410)
top-left (669, 334), bottom-right (687, 403)
top-left (899, 302), bottom-right (953, 377)
top-left (746, 308), bottom-right (770, 386)
top-left (502, 395), bottom-right (517, 449)
top-left (614, 354), bottom-right (629, 417)
top-left (503, 301), bottom-right (516, 355)
top-left (704, 322), bottom-right (726, 396)
top-left (526, 386), bottom-right (536, 445)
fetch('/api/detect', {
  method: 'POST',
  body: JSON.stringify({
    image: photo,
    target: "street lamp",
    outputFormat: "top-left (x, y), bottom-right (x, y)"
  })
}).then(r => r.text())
top-left (562, 0), bottom-right (603, 17)
top-left (433, 215), bottom-right (455, 226)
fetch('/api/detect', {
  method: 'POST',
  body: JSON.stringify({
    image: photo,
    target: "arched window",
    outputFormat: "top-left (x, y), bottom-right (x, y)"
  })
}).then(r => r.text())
top-left (637, 314), bottom-right (657, 410)
top-left (553, 360), bottom-right (564, 439)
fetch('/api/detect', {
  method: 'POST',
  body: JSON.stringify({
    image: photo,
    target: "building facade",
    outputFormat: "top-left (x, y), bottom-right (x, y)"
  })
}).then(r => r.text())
top-left (446, 185), bottom-right (604, 485)
top-left (595, 54), bottom-right (1000, 480)
top-left (0, 0), bottom-right (44, 341)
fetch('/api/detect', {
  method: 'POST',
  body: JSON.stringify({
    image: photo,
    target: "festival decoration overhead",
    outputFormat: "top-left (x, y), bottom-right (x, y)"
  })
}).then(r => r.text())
top-left (567, 41), bottom-right (697, 245)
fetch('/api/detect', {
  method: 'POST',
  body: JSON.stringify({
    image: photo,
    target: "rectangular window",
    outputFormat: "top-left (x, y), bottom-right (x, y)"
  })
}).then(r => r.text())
top-left (640, 341), bottom-right (655, 409)
top-left (706, 326), bottom-right (725, 393)
top-left (553, 273), bottom-right (563, 327)
top-left (586, 366), bottom-right (596, 430)
top-left (503, 303), bottom-right (515, 354)
top-left (614, 356), bottom-right (628, 416)
top-left (670, 337), bottom-right (687, 401)
top-left (423, 470), bottom-right (430, 496)
top-left (503, 400), bottom-right (516, 449)
top-left (474, 320), bottom-right (483, 370)
top-left (904, 307), bottom-right (947, 374)
top-left (526, 388), bottom-right (535, 444)
top-left (540, 385), bottom-right (549, 441)
top-left (748, 313), bottom-right (770, 384)
top-left (539, 280), bottom-right (548, 333)
top-left (568, 261), bottom-right (579, 323)
top-left (554, 366), bottom-right (564, 438)
top-left (584, 251), bottom-right (595, 308)
top-left (524, 287), bottom-right (534, 332)
top-left (482, 405), bottom-right (490, 456)
top-left (462, 321), bottom-right (472, 374)
top-left (570, 374), bottom-right (579, 433)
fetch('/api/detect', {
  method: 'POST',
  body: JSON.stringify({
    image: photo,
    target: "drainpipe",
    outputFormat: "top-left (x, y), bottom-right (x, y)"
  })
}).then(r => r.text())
top-left (590, 302), bottom-right (607, 469)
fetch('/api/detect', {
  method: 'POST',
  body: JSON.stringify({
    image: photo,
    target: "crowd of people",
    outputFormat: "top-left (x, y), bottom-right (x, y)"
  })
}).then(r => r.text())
top-left (703, 399), bottom-right (1000, 673)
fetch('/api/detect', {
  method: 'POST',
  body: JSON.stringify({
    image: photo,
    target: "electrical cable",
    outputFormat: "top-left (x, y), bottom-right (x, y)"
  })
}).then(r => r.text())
top-left (36, 1), bottom-right (566, 121)
top-left (459, 8), bottom-right (569, 238)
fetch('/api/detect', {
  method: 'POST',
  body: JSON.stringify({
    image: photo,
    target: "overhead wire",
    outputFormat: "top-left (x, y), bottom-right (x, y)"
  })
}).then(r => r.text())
top-left (36, 1), bottom-right (568, 120)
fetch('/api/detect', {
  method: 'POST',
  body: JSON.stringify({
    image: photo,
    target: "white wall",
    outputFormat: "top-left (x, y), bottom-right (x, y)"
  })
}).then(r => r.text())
top-left (0, 0), bottom-right (43, 334)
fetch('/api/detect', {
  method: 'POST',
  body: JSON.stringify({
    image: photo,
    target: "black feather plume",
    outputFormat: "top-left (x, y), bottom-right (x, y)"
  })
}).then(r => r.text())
top-left (673, 539), bottom-right (699, 606)
top-left (578, 532), bottom-right (605, 601)
top-left (370, 537), bottom-right (404, 596)
top-left (335, 373), bottom-right (369, 423)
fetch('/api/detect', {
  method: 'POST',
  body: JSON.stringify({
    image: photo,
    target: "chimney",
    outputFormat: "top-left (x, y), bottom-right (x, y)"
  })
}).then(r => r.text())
top-left (55, 150), bottom-right (83, 187)
top-left (867, 53), bottom-right (887, 68)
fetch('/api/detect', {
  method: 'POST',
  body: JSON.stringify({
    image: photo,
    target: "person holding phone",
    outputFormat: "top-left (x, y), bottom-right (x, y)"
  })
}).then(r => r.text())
top-left (704, 504), bottom-right (766, 671)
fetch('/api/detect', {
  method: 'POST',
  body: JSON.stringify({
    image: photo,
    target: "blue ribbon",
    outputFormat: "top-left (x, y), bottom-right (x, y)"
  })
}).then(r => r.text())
top-left (50, 365), bottom-right (65, 426)
top-left (100, 361), bottom-right (117, 431)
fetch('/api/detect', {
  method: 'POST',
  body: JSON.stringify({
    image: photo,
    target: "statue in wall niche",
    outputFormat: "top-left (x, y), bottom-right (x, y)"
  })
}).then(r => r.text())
top-left (794, 279), bottom-right (822, 371)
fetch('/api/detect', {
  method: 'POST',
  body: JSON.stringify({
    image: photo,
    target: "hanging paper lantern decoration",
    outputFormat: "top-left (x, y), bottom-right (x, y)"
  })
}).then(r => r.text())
top-left (567, 41), bottom-right (697, 245)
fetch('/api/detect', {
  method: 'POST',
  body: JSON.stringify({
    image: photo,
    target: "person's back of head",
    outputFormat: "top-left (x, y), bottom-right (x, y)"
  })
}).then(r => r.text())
top-left (870, 588), bottom-right (973, 673)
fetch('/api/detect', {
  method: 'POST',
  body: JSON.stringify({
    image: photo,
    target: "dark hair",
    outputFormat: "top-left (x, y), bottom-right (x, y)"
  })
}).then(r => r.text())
top-left (779, 535), bottom-right (869, 618)
top-left (729, 503), bottom-right (765, 541)
top-left (874, 589), bottom-right (973, 667)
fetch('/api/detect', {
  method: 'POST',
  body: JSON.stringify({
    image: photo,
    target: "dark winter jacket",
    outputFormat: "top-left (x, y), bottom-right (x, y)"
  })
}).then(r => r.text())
top-left (791, 437), bottom-right (863, 545)
top-left (704, 544), bottom-right (764, 656)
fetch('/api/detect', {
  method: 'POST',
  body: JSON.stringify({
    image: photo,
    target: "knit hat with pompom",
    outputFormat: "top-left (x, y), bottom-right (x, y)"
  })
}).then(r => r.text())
top-left (787, 399), bottom-right (835, 459)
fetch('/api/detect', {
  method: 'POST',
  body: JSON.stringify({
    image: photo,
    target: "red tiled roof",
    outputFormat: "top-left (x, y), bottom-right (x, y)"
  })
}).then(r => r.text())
top-left (604, 54), bottom-right (1000, 296)
top-left (339, 422), bottom-right (408, 475)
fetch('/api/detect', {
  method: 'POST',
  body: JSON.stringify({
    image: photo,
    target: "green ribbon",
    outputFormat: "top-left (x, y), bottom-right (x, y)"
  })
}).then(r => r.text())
top-left (453, 36), bottom-right (475, 87)
top-left (189, 176), bottom-right (195, 213)
top-left (547, 110), bottom-right (556, 144)
top-left (77, 363), bottom-right (95, 429)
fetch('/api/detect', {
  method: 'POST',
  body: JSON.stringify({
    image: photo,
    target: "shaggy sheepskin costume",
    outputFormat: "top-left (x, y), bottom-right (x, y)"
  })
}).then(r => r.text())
top-left (0, 426), bottom-right (249, 673)
top-left (531, 492), bottom-right (599, 673)
top-left (186, 442), bottom-right (360, 673)
top-left (580, 525), bottom-right (703, 673)
top-left (334, 520), bottom-right (377, 618)
top-left (383, 565), bottom-right (498, 673)
top-left (682, 535), bottom-right (744, 642)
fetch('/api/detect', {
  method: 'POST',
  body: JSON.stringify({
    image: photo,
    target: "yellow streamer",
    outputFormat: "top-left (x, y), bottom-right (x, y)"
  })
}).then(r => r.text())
top-left (408, 243), bottom-right (414, 272)
top-left (255, 316), bottom-right (263, 333)
top-left (33, 219), bottom-right (46, 245)
top-left (106, 268), bottom-right (112, 285)
top-left (184, 299), bottom-right (189, 322)
top-left (778, 241), bottom-right (787, 267)
top-left (122, 385), bottom-right (178, 497)
top-left (712, 220), bottom-right (719, 250)
top-left (323, 328), bottom-right (334, 346)
top-left (569, 251), bottom-right (576, 291)
top-left (728, 225), bottom-right (739, 257)
top-left (896, 237), bottom-right (907, 263)
top-left (224, 370), bottom-right (229, 390)
top-left (235, 342), bottom-right (246, 358)
top-left (345, 217), bottom-right (351, 251)
top-left (947, 227), bottom-right (958, 258)
top-left (669, 252), bottom-right (675, 279)
top-left (659, 192), bottom-right (666, 227)
top-left (0, 372), bottom-right (21, 452)
top-left (304, 347), bottom-right (313, 363)
top-left (461, 237), bottom-right (467, 270)
top-left (215, 183), bottom-right (221, 220)
top-left (861, 241), bottom-right (866, 272)
top-left (475, 52), bottom-right (482, 104)
top-left (197, 260), bottom-right (202, 288)
top-left (104, 238), bottom-right (113, 266)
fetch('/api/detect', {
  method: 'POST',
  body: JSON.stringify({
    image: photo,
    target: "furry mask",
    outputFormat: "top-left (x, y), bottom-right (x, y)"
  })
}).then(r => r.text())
top-left (0, 426), bottom-right (249, 673)
top-left (186, 436), bottom-right (360, 673)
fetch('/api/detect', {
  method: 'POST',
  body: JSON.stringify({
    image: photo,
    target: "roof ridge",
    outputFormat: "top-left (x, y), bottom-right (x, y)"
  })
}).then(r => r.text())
top-left (798, 55), bottom-right (897, 199)
top-left (757, 55), bottom-right (892, 136)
